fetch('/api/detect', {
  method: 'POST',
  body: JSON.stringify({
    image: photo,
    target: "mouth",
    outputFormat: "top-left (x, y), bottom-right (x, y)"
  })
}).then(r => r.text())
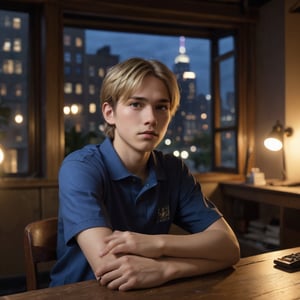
top-left (139, 131), bottom-right (159, 137)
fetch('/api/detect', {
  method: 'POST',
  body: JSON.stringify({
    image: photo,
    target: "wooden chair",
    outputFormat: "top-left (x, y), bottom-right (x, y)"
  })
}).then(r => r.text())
top-left (24, 217), bottom-right (58, 290)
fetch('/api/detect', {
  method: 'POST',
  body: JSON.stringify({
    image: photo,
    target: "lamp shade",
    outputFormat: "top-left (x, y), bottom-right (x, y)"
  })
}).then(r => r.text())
top-left (263, 121), bottom-right (298, 185)
top-left (264, 137), bottom-right (282, 151)
top-left (264, 120), bottom-right (293, 151)
top-left (0, 145), bottom-right (4, 164)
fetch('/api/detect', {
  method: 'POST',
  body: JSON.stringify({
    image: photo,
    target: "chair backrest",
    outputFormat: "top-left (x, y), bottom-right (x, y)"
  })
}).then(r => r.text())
top-left (24, 217), bottom-right (58, 290)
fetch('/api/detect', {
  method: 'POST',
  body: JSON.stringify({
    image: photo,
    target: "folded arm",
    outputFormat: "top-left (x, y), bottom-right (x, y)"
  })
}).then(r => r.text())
top-left (101, 217), bottom-right (240, 262)
top-left (76, 217), bottom-right (240, 291)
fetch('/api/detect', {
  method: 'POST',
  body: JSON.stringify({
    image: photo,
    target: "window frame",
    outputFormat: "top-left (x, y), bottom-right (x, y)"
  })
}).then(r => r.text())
top-left (0, 0), bottom-right (256, 184)
top-left (62, 6), bottom-right (254, 179)
top-left (212, 36), bottom-right (238, 173)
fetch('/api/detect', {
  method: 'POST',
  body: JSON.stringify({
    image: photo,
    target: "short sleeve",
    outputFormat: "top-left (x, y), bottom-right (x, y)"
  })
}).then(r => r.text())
top-left (59, 156), bottom-right (111, 245)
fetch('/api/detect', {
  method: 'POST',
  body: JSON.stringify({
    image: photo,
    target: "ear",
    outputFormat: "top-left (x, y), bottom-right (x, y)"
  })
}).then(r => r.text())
top-left (102, 102), bottom-right (115, 125)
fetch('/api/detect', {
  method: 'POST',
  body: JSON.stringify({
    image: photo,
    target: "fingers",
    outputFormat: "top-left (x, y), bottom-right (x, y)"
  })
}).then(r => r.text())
top-left (99, 268), bottom-right (124, 289)
top-left (100, 270), bottom-right (134, 291)
top-left (100, 239), bottom-right (125, 256)
top-left (100, 231), bottom-right (130, 256)
top-left (97, 255), bottom-right (133, 291)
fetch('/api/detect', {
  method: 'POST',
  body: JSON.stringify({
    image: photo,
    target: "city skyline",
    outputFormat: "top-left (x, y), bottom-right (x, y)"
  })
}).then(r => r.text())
top-left (85, 29), bottom-right (211, 95)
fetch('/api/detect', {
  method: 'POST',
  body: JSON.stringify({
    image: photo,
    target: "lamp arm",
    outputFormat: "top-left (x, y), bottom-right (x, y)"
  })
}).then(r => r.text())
top-left (281, 142), bottom-right (287, 181)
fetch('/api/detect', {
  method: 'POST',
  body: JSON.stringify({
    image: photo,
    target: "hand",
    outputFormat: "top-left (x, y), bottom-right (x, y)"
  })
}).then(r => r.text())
top-left (97, 254), bottom-right (167, 291)
top-left (99, 230), bottom-right (163, 258)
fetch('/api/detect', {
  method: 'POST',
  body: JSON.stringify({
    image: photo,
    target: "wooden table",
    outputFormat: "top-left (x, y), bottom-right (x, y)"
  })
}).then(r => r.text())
top-left (1, 247), bottom-right (300, 299)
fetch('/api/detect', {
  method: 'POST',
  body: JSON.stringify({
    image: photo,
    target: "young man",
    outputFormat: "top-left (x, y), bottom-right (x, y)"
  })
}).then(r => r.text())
top-left (50, 57), bottom-right (240, 291)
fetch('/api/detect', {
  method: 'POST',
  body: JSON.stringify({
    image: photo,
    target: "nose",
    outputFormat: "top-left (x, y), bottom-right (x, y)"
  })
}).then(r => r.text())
top-left (144, 105), bottom-right (157, 126)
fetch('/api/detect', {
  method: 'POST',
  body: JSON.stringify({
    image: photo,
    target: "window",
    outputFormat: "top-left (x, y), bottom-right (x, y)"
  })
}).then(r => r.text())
top-left (13, 38), bottom-right (22, 52)
top-left (3, 39), bottom-right (11, 51)
top-left (64, 82), bottom-right (72, 94)
top-left (0, 83), bottom-right (7, 96)
top-left (0, 8), bottom-right (40, 176)
top-left (75, 83), bottom-right (82, 94)
top-left (63, 27), bottom-right (237, 172)
top-left (3, 59), bottom-right (14, 74)
top-left (75, 37), bottom-right (83, 47)
top-left (64, 52), bottom-right (71, 63)
top-left (15, 60), bottom-right (22, 74)
top-left (64, 34), bottom-right (71, 46)
top-left (89, 103), bottom-right (96, 114)
top-left (75, 53), bottom-right (82, 64)
top-left (15, 84), bottom-right (22, 96)
top-left (12, 17), bottom-right (21, 29)
top-left (89, 84), bottom-right (95, 95)
top-left (213, 36), bottom-right (237, 171)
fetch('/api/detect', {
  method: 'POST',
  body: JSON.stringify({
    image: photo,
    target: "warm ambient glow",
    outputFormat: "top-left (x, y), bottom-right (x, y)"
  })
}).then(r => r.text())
top-left (0, 146), bottom-right (4, 164)
top-left (264, 137), bottom-right (283, 151)
top-left (263, 120), bottom-right (294, 183)
top-left (14, 113), bottom-right (24, 124)
top-left (263, 120), bottom-right (293, 152)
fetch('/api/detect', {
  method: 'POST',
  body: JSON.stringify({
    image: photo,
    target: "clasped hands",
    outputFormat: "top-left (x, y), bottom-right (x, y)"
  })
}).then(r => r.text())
top-left (96, 231), bottom-right (168, 291)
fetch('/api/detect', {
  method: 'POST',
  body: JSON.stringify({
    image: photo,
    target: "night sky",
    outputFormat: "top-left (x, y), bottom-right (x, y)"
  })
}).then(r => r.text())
top-left (85, 29), bottom-right (211, 95)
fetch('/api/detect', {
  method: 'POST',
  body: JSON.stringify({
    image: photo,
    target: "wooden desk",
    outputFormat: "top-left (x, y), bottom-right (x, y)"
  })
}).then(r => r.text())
top-left (220, 182), bottom-right (300, 209)
top-left (1, 247), bottom-right (300, 300)
top-left (220, 182), bottom-right (300, 253)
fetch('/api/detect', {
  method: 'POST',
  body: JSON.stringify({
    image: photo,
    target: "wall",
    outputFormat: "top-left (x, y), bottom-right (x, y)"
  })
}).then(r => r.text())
top-left (255, 0), bottom-right (300, 182)
top-left (0, 184), bottom-right (58, 278)
top-left (285, 0), bottom-right (300, 181)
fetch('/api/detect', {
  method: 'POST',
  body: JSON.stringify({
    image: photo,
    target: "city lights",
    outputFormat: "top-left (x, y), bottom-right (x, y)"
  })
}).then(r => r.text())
top-left (70, 104), bottom-right (79, 114)
top-left (164, 138), bottom-right (172, 146)
top-left (63, 104), bottom-right (82, 115)
top-left (14, 113), bottom-right (23, 124)
top-left (63, 106), bottom-right (71, 115)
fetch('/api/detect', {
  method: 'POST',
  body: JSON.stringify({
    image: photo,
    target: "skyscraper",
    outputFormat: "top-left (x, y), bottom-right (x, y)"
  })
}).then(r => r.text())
top-left (170, 36), bottom-right (197, 144)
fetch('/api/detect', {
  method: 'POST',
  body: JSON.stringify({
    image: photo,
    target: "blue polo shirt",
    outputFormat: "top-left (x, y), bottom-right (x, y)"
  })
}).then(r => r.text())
top-left (50, 138), bottom-right (221, 286)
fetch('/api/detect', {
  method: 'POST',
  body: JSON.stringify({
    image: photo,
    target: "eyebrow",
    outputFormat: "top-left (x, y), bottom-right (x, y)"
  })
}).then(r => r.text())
top-left (129, 96), bottom-right (171, 103)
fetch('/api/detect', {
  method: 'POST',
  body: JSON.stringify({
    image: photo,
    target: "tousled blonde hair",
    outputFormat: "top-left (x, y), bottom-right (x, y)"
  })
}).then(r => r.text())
top-left (100, 57), bottom-right (180, 139)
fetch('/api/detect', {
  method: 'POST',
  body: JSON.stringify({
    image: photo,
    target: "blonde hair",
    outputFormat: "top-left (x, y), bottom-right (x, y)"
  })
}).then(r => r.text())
top-left (100, 57), bottom-right (180, 139)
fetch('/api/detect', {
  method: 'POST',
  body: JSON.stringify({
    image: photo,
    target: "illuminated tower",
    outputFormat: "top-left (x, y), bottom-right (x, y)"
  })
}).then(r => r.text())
top-left (171, 36), bottom-right (197, 144)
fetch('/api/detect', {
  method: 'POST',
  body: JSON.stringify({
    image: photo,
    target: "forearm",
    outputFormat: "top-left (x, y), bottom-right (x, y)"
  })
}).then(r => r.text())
top-left (159, 219), bottom-right (240, 264)
top-left (76, 227), bottom-right (113, 279)
top-left (100, 218), bottom-right (240, 267)
top-left (158, 255), bottom-right (234, 283)
top-left (97, 253), bottom-right (232, 291)
top-left (160, 230), bottom-right (237, 261)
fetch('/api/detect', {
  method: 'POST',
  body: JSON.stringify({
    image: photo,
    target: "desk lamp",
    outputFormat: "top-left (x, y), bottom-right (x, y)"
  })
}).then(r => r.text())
top-left (0, 145), bottom-right (4, 175)
top-left (263, 120), bottom-right (298, 186)
top-left (0, 145), bottom-right (4, 165)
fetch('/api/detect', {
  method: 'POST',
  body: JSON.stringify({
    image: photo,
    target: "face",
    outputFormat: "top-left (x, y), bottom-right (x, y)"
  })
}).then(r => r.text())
top-left (102, 75), bottom-right (171, 157)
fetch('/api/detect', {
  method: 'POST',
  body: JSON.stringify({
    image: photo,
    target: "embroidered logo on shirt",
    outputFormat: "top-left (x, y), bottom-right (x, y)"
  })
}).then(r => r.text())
top-left (157, 206), bottom-right (170, 223)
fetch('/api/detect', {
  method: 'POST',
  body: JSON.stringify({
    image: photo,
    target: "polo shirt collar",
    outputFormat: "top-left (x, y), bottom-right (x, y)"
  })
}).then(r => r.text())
top-left (100, 138), bottom-right (166, 181)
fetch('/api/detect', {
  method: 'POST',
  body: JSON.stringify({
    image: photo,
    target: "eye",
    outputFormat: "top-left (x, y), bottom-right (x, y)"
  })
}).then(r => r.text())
top-left (129, 101), bottom-right (143, 109)
top-left (156, 104), bottom-right (170, 111)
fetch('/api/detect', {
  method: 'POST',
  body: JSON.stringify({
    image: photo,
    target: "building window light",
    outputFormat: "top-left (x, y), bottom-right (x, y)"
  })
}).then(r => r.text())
top-left (75, 83), bottom-right (82, 94)
top-left (3, 39), bottom-right (11, 51)
top-left (13, 39), bottom-right (22, 52)
top-left (3, 59), bottom-right (14, 74)
top-left (15, 61), bottom-right (22, 74)
top-left (89, 103), bottom-right (97, 114)
top-left (64, 82), bottom-right (72, 94)
top-left (64, 35), bottom-right (71, 46)
top-left (12, 17), bottom-right (21, 29)
top-left (75, 37), bottom-right (83, 47)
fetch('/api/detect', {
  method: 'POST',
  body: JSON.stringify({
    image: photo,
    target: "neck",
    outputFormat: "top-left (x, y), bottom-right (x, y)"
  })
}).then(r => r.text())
top-left (112, 140), bottom-right (151, 181)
